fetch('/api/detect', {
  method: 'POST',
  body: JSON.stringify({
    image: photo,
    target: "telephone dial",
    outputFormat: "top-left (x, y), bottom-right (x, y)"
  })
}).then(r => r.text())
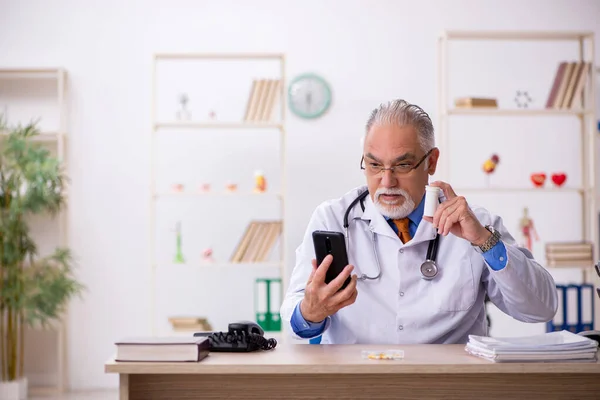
top-left (193, 321), bottom-right (277, 352)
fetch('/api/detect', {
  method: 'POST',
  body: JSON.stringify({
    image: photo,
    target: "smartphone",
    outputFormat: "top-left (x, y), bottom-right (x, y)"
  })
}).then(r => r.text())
top-left (312, 230), bottom-right (352, 291)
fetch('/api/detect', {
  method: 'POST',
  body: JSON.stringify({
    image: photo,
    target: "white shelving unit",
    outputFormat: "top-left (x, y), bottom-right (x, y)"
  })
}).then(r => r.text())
top-left (438, 31), bottom-right (599, 330)
top-left (0, 68), bottom-right (69, 394)
top-left (150, 53), bottom-right (287, 338)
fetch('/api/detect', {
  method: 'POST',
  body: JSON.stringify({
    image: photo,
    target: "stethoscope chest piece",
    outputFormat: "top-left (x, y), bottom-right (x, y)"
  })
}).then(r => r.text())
top-left (420, 260), bottom-right (438, 280)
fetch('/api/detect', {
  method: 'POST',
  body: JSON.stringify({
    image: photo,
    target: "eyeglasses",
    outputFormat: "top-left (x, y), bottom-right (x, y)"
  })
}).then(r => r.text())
top-left (361, 148), bottom-right (434, 177)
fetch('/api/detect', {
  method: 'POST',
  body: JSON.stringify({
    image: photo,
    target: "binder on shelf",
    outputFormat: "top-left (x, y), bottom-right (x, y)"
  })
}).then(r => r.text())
top-left (254, 277), bottom-right (282, 332)
top-left (547, 284), bottom-right (595, 334)
top-left (269, 278), bottom-right (282, 331)
top-left (255, 278), bottom-right (268, 329)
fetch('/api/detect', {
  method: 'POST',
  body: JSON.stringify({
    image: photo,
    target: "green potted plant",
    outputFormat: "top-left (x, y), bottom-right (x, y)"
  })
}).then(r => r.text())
top-left (0, 118), bottom-right (83, 399)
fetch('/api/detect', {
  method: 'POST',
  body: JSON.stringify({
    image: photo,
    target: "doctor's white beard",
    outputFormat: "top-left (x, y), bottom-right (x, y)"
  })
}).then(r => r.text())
top-left (374, 188), bottom-right (416, 219)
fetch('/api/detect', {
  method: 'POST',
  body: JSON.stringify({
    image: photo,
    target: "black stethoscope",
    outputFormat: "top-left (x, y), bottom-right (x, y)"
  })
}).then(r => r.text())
top-left (343, 189), bottom-right (441, 281)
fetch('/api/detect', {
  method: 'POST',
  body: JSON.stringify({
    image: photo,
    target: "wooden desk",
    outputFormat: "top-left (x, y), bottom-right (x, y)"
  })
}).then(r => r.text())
top-left (105, 343), bottom-right (600, 399)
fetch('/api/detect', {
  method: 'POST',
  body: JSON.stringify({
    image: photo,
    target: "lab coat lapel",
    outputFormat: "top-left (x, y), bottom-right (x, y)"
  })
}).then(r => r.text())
top-left (410, 217), bottom-right (437, 246)
top-left (359, 194), bottom-right (399, 240)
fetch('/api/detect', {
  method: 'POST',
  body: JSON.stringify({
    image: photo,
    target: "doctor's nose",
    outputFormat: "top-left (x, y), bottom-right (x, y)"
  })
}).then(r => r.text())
top-left (380, 169), bottom-right (398, 188)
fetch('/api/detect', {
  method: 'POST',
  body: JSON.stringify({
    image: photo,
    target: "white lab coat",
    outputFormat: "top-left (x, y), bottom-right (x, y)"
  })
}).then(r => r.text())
top-left (281, 185), bottom-right (558, 344)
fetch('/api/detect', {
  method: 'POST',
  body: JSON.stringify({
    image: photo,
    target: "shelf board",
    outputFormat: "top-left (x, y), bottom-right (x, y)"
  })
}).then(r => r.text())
top-left (545, 262), bottom-right (595, 269)
top-left (0, 68), bottom-right (65, 79)
top-left (0, 130), bottom-right (64, 142)
top-left (455, 187), bottom-right (584, 193)
top-left (29, 386), bottom-right (62, 396)
top-left (446, 108), bottom-right (591, 116)
top-left (155, 53), bottom-right (284, 60)
top-left (160, 262), bottom-right (283, 268)
top-left (155, 191), bottom-right (282, 198)
top-left (443, 30), bottom-right (593, 41)
top-left (155, 121), bottom-right (283, 130)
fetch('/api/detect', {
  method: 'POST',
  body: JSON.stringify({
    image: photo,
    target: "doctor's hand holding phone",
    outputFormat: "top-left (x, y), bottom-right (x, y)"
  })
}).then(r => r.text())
top-left (299, 231), bottom-right (359, 324)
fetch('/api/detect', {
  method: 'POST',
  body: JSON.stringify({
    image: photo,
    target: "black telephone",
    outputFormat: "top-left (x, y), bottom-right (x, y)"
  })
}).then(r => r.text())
top-left (193, 321), bottom-right (277, 352)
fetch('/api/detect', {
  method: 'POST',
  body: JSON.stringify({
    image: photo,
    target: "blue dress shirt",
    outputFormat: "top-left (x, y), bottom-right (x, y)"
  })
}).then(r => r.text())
top-left (290, 194), bottom-right (507, 338)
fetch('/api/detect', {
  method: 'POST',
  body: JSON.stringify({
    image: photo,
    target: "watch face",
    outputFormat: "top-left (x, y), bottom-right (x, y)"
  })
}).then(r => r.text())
top-left (288, 73), bottom-right (331, 119)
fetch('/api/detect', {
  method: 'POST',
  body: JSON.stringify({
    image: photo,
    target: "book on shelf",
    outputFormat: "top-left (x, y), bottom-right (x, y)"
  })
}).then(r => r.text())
top-left (465, 330), bottom-right (598, 363)
top-left (545, 241), bottom-right (593, 253)
top-left (454, 97), bottom-right (497, 108)
top-left (546, 259), bottom-right (594, 268)
top-left (545, 61), bottom-right (592, 110)
top-left (244, 78), bottom-right (281, 122)
top-left (168, 317), bottom-right (212, 332)
top-left (115, 336), bottom-right (210, 362)
top-left (230, 220), bottom-right (282, 263)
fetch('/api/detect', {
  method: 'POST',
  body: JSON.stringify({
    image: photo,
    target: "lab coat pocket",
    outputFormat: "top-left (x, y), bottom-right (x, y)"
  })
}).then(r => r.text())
top-left (432, 252), bottom-right (477, 312)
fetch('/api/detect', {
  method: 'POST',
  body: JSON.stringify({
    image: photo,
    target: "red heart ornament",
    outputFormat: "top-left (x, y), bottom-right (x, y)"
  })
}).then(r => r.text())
top-left (551, 173), bottom-right (567, 187)
top-left (530, 173), bottom-right (546, 187)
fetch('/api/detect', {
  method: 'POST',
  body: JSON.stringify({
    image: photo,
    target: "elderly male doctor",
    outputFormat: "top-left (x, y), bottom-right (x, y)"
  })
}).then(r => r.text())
top-left (280, 99), bottom-right (558, 344)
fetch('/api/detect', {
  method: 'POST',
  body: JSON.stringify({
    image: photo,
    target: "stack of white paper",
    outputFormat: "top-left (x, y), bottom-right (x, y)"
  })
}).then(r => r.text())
top-left (465, 330), bottom-right (598, 363)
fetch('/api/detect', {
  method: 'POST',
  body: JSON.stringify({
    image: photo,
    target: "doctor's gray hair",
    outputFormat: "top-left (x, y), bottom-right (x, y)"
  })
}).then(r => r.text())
top-left (365, 99), bottom-right (435, 159)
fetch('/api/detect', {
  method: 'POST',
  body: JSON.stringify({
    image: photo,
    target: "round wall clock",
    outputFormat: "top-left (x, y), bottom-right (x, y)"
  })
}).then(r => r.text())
top-left (288, 73), bottom-right (332, 119)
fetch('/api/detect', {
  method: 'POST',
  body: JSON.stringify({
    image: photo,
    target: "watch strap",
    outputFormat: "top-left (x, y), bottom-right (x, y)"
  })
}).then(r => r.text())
top-left (477, 225), bottom-right (501, 253)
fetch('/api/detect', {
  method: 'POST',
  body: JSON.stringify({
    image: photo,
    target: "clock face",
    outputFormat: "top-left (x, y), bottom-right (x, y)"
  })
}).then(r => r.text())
top-left (288, 73), bottom-right (331, 119)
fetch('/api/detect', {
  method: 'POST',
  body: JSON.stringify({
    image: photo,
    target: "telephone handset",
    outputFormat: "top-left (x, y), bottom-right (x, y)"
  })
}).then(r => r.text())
top-left (193, 320), bottom-right (277, 352)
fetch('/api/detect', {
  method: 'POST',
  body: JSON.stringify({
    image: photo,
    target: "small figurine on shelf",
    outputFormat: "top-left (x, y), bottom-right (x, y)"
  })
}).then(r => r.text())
top-left (176, 93), bottom-right (191, 120)
top-left (514, 90), bottom-right (533, 109)
top-left (519, 207), bottom-right (539, 253)
top-left (208, 110), bottom-right (217, 120)
top-left (201, 247), bottom-right (214, 263)
top-left (172, 183), bottom-right (184, 193)
top-left (482, 154), bottom-right (499, 187)
top-left (551, 172), bottom-right (567, 187)
top-left (253, 170), bottom-right (267, 193)
top-left (530, 173), bottom-right (546, 188)
top-left (198, 183), bottom-right (211, 193)
top-left (225, 182), bottom-right (238, 193)
top-left (173, 221), bottom-right (185, 264)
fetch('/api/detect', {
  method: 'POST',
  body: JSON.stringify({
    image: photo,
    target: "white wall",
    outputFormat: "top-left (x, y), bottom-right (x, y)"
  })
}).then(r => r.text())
top-left (1, 0), bottom-right (599, 390)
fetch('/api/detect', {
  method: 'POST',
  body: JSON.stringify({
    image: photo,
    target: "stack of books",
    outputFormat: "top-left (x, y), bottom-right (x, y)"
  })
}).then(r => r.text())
top-left (545, 241), bottom-right (594, 267)
top-left (465, 330), bottom-right (598, 363)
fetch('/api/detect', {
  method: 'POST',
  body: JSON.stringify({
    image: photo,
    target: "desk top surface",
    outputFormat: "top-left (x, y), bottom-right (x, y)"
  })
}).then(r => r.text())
top-left (105, 343), bottom-right (600, 375)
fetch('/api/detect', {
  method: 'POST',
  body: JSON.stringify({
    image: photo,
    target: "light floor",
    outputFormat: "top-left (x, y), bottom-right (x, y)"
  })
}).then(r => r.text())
top-left (31, 391), bottom-right (117, 400)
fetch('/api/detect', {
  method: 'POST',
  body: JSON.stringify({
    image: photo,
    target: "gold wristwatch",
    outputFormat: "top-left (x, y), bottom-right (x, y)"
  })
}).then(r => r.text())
top-left (473, 225), bottom-right (502, 253)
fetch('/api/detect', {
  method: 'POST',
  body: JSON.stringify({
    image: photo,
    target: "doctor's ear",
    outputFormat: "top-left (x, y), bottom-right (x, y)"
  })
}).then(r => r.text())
top-left (426, 148), bottom-right (440, 175)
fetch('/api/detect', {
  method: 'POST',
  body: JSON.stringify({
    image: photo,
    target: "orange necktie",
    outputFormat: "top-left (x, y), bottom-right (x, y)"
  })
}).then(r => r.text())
top-left (393, 218), bottom-right (412, 244)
